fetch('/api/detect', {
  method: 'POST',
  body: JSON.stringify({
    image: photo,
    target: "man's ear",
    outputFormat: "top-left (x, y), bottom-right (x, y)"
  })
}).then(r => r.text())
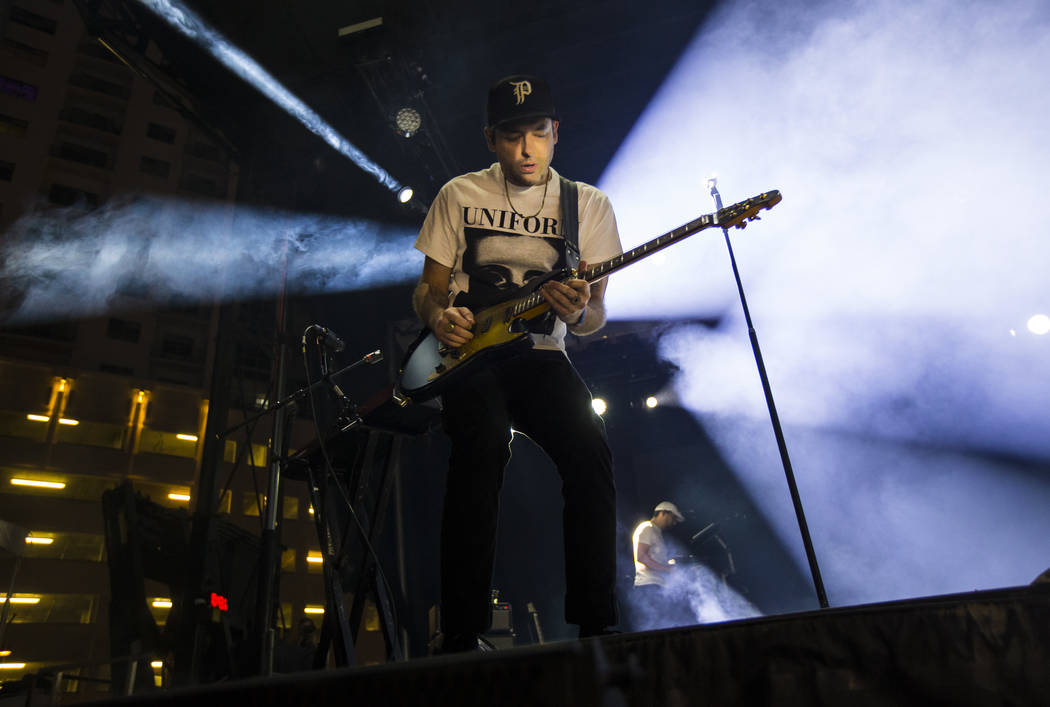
top-left (551, 120), bottom-right (560, 145)
top-left (483, 127), bottom-right (496, 152)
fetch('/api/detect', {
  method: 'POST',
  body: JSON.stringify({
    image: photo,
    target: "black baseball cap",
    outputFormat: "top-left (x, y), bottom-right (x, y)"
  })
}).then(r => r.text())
top-left (486, 74), bottom-right (558, 129)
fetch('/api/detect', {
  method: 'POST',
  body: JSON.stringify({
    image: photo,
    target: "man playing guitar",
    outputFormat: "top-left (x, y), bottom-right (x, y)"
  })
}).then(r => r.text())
top-left (412, 74), bottom-right (623, 651)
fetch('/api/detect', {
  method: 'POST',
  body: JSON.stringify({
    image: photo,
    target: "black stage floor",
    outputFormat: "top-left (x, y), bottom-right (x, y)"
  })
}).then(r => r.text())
top-left (84, 583), bottom-right (1049, 707)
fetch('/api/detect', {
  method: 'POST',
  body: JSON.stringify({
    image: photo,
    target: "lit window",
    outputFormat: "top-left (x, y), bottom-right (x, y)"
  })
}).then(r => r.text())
top-left (10, 478), bottom-right (65, 490)
top-left (2, 594), bottom-right (94, 623)
top-left (2, 596), bottom-right (40, 605)
top-left (22, 532), bottom-right (104, 561)
top-left (306, 552), bottom-right (324, 564)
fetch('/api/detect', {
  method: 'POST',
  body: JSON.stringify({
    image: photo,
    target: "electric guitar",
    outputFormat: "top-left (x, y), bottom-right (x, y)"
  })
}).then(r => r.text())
top-left (396, 189), bottom-right (782, 403)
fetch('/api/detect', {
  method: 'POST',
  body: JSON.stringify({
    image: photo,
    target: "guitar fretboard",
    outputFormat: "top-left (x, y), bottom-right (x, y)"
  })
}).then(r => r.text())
top-left (508, 212), bottom-right (716, 317)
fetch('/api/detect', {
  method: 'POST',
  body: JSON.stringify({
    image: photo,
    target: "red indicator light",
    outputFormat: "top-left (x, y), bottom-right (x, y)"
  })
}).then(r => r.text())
top-left (210, 592), bottom-right (228, 612)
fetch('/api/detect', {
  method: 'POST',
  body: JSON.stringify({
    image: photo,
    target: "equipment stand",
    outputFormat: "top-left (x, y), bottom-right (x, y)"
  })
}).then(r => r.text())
top-left (293, 426), bottom-right (404, 667)
top-left (709, 178), bottom-right (829, 609)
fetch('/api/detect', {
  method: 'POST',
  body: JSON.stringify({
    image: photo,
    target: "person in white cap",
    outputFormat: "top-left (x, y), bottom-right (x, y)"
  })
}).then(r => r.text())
top-left (632, 501), bottom-right (685, 589)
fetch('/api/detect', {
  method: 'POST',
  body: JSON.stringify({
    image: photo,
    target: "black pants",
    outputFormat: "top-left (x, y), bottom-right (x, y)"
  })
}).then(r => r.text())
top-left (439, 350), bottom-right (617, 635)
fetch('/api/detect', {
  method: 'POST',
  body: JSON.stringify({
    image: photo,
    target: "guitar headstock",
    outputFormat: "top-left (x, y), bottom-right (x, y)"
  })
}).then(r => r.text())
top-left (716, 190), bottom-right (782, 229)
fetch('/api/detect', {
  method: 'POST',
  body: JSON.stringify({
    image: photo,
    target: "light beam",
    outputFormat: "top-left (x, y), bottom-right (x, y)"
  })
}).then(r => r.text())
top-left (599, 0), bottom-right (1050, 607)
top-left (0, 195), bottom-right (421, 324)
top-left (136, 0), bottom-right (409, 200)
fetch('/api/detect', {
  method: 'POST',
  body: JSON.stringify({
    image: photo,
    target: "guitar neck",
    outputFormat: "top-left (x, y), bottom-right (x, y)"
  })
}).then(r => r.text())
top-left (504, 189), bottom-right (781, 319)
top-left (507, 212), bottom-right (718, 319)
top-left (582, 212), bottom-right (718, 284)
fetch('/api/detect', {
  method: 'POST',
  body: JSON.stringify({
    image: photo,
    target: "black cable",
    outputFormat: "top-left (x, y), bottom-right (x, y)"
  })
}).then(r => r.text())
top-left (299, 329), bottom-right (402, 654)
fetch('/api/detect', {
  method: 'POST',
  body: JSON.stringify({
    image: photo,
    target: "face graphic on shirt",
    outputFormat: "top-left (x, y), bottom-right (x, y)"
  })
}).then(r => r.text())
top-left (460, 227), bottom-right (565, 308)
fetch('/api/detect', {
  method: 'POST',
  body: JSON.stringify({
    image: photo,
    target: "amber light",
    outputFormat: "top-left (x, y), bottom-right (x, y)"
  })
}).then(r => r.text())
top-left (10, 478), bottom-right (66, 490)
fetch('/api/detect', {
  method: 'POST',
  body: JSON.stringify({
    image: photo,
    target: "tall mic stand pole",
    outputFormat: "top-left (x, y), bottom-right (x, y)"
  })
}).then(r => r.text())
top-left (256, 292), bottom-right (291, 676)
top-left (709, 178), bottom-right (829, 609)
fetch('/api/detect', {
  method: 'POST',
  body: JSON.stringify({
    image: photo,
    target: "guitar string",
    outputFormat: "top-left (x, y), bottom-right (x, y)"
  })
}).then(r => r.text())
top-left (513, 215), bottom-right (714, 315)
top-left (506, 196), bottom-right (773, 317)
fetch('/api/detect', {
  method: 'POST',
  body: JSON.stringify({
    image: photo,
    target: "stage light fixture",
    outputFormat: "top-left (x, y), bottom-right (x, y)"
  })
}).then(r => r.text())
top-left (25, 414), bottom-right (49, 422)
top-left (150, 661), bottom-right (164, 669)
top-left (398, 186), bottom-right (414, 203)
top-left (58, 418), bottom-right (79, 426)
top-left (0, 664), bottom-right (26, 670)
top-left (152, 599), bottom-right (173, 608)
top-left (1028, 314), bottom-right (1050, 335)
top-left (168, 492), bottom-right (191, 502)
top-left (395, 107), bottom-right (422, 138)
top-left (306, 552), bottom-right (324, 564)
top-left (592, 398), bottom-right (607, 416)
top-left (304, 605), bottom-right (325, 614)
top-left (25, 536), bottom-right (54, 545)
top-left (2, 597), bottom-right (40, 605)
top-left (645, 396), bottom-right (659, 409)
top-left (176, 433), bottom-right (198, 442)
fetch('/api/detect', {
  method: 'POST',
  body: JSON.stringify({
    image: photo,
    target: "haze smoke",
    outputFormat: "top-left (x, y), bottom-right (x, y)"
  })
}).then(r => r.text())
top-left (0, 194), bottom-right (420, 324)
top-left (600, 0), bottom-right (1050, 607)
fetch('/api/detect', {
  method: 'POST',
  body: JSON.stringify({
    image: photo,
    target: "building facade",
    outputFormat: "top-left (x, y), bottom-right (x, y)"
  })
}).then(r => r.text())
top-left (0, 1), bottom-right (350, 698)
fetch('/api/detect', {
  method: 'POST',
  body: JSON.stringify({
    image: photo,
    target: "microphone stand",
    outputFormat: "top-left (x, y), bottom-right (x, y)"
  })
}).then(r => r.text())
top-left (709, 178), bottom-right (829, 609)
top-left (220, 350), bottom-right (383, 441)
top-left (217, 345), bottom-right (382, 676)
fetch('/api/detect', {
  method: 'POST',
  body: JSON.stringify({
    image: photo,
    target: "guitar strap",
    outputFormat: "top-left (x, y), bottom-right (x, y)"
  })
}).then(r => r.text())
top-left (532, 176), bottom-right (579, 335)
top-left (560, 176), bottom-right (580, 270)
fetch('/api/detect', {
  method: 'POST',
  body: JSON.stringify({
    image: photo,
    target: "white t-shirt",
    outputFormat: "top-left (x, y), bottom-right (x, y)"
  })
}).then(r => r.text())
top-left (632, 520), bottom-right (667, 587)
top-left (413, 163), bottom-right (622, 351)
